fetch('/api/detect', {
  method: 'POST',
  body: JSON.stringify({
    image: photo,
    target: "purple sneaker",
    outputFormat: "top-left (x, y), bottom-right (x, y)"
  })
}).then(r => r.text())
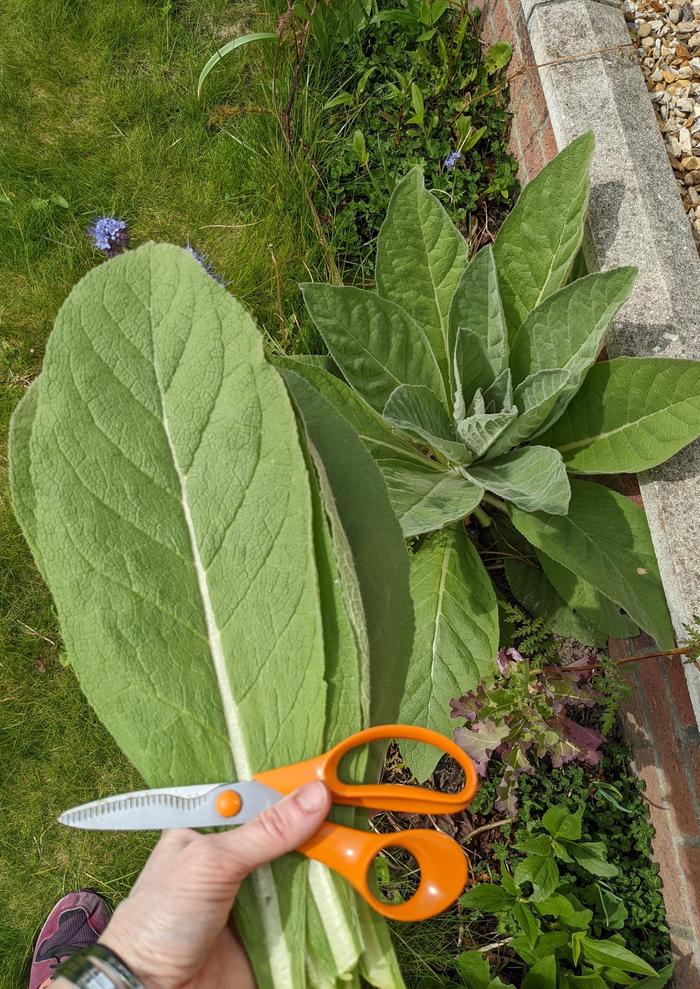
top-left (30, 890), bottom-right (112, 989)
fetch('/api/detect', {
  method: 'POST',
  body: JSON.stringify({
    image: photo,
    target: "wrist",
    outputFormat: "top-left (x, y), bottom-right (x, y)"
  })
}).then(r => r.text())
top-left (97, 931), bottom-right (152, 988)
top-left (53, 943), bottom-right (148, 989)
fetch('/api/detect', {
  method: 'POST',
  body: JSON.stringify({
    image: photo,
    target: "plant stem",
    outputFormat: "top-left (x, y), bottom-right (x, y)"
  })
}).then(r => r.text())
top-left (530, 645), bottom-right (699, 677)
top-left (463, 817), bottom-right (516, 842)
top-left (472, 505), bottom-right (492, 528)
top-left (481, 493), bottom-right (507, 513)
top-left (479, 937), bottom-right (513, 953)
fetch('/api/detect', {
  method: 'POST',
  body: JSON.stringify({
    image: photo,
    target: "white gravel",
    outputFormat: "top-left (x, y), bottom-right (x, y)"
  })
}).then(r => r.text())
top-left (624, 0), bottom-right (700, 246)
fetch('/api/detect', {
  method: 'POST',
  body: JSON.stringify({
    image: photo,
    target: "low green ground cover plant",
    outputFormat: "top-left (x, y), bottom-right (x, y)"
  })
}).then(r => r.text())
top-left (283, 134), bottom-right (700, 780)
top-left (9, 244), bottom-right (415, 989)
top-left (459, 804), bottom-right (673, 988)
top-left (317, 1), bottom-right (517, 280)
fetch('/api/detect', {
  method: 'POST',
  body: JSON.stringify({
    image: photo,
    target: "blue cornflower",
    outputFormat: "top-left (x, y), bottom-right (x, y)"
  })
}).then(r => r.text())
top-left (87, 217), bottom-right (129, 258)
top-left (185, 244), bottom-right (223, 283)
top-left (444, 149), bottom-right (463, 171)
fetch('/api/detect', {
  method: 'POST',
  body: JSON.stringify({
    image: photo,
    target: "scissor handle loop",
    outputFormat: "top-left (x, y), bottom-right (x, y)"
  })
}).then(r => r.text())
top-left (322, 724), bottom-right (477, 814)
top-left (253, 724), bottom-right (478, 814)
top-left (299, 820), bottom-right (469, 922)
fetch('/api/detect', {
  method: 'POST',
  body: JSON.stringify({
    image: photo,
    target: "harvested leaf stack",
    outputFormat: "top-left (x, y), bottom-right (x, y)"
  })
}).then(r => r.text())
top-left (9, 245), bottom-right (415, 989)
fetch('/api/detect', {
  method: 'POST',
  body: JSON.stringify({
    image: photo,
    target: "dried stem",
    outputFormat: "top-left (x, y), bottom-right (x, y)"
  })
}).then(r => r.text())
top-left (463, 817), bottom-right (516, 842)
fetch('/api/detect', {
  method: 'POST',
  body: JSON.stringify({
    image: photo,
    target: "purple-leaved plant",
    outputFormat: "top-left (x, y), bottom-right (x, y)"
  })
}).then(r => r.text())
top-left (87, 217), bottom-right (129, 258)
top-left (451, 647), bottom-right (603, 815)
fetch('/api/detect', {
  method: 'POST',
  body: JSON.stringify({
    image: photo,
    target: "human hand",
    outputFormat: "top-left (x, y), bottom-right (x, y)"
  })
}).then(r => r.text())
top-left (92, 781), bottom-right (331, 989)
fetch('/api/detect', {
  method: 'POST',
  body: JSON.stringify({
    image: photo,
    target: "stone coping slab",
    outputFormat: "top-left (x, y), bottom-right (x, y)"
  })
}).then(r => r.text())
top-left (521, 0), bottom-right (700, 723)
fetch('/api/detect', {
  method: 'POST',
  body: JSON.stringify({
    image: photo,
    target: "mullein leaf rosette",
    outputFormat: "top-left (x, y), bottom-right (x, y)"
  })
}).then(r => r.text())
top-left (290, 134), bottom-right (700, 779)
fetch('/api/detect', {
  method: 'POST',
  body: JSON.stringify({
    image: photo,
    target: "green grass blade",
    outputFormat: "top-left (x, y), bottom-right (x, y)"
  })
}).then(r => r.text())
top-left (197, 32), bottom-right (277, 98)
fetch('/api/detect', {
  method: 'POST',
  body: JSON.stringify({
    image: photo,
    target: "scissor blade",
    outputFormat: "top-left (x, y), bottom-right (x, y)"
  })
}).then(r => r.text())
top-left (58, 781), bottom-right (281, 831)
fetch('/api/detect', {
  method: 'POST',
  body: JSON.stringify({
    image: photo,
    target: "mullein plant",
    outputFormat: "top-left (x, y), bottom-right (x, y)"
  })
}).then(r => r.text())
top-left (279, 133), bottom-right (700, 782)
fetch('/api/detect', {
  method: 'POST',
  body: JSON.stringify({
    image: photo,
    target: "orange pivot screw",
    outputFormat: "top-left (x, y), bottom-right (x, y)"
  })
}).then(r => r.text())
top-left (215, 790), bottom-right (242, 819)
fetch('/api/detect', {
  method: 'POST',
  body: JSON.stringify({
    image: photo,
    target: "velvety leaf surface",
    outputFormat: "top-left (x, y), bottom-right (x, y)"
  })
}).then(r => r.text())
top-left (538, 357), bottom-right (700, 473)
top-left (452, 328), bottom-right (496, 420)
top-left (377, 458), bottom-right (484, 537)
top-left (21, 244), bottom-right (330, 985)
top-left (282, 370), bottom-right (414, 731)
top-left (535, 549), bottom-right (639, 639)
top-left (509, 479), bottom-right (674, 647)
top-left (483, 367), bottom-right (513, 412)
top-left (465, 447), bottom-right (571, 516)
top-left (383, 384), bottom-right (470, 464)
top-left (301, 283), bottom-right (445, 412)
top-left (493, 132), bottom-right (594, 332)
top-left (456, 405), bottom-right (517, 460)
top-left (399, 527), bottom-right (498, 781)
top-left (8, 376), bottom-right (43, 574)
top-left (488, 369), bottom-right (572, 457)
top-left (375, 166), bottom-right (467, 381)
top-left (448, 245), bottom-right (508, 375)
top-left (505, 555), bottom-right (604, 647)
top-left (509, 268), bottom-right (636, 390)
top-left (273, 356), bottom-right (423, 464)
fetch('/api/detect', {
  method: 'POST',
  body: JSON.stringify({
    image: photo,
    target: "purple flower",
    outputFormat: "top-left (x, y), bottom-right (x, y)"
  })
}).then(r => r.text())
top-left (185, 244), bottom-right (223, 283)
top-left (444, 149), bottom-right (463, 170)
top-left (87, 217), bottom-right (129, 258)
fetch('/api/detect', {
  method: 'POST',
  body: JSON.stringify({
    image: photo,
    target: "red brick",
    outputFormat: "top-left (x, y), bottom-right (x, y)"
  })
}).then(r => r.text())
top-left (508, 69), bottom-right (527, 110)
top-left (671, 937), bottom-right (700, 989)
top-left (640, 662), bottom-right (699, 837)
top-left (540, 122), bottom-right (558, 162)
top-left (491, 2), bottom-right (515, 44)
top-left (648, 799), bottom-right (693, 931)
top-left (679, 844), bottom-right (700, 927)
top-left (667, 655), bottom-right (698, 729)
top-left (689, 739), bottom-right (700, 806)
top-left (528, 75), bottom-right (550, 130)
top-left (522, 133), bottom-right (545, 181)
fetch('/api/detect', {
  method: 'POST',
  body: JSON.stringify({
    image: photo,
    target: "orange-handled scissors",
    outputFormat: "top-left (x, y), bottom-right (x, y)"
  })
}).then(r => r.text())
top-left (59, 725), bottom-right (478, 922)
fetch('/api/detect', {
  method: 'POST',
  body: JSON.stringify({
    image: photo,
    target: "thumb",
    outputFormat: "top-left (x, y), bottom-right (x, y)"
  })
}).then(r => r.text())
top-left (212, 781), bottom-right (331, 884)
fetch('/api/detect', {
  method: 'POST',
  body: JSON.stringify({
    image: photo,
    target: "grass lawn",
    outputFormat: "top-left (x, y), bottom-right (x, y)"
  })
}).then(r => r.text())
top-left (0, 1), bottom-right (332, 982)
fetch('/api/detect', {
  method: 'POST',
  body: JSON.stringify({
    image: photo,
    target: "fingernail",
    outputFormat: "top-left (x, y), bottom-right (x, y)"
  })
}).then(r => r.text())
top-left (295, 781), bottom-right (328, 813)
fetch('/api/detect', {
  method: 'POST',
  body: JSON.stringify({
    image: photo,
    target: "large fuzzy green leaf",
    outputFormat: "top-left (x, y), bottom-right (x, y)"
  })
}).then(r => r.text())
top-left (377, 458), bottom-right (484, 537)
top-left (375, 166), bottom-right (467, 381)
top-left (505, 554), bottom-right (604, 647)
top-left (273, 356), bottom-right (425, 466)
top-left (493, 132), bottom-right (594, 332)
top-left (456, 403), bottom-right (518, 460)
top-left (452, 328), bottom-right (496, 421)
top-left (282, 370), bottom-right (414, 730)
top-left (383, 384), bottom-right (470, 464)
top-left (535, 549), bottom-right (639, 640)
top-left (448, 245), bottom-right (508, 376)
top-left (509, 268), bottom-right (637, 390)
top-left (538, 357), bottom-right (700, 473)
top-left (489, 369), bottom-right (572, 457)
top-left (17, 244), bottom-right (331, 987)
top-left (301, 283), bottom-right (445, 412)
top-left (8, 377), bottom-right (43, 574)
top-left (399, 526), bottom-right (498, 782)
top-left (465, 447), bottom-right (571, 516)
top-left (509, 479), bottom-right (674, 647)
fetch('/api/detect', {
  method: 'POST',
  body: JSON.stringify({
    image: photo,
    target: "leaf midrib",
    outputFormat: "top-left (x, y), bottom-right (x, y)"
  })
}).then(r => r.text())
top-left (553, 394), bottom-right (700, 454)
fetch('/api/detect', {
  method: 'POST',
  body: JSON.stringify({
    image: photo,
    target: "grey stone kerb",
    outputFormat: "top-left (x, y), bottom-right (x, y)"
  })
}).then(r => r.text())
top-left (520, 0), bottom-right (700, 721)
